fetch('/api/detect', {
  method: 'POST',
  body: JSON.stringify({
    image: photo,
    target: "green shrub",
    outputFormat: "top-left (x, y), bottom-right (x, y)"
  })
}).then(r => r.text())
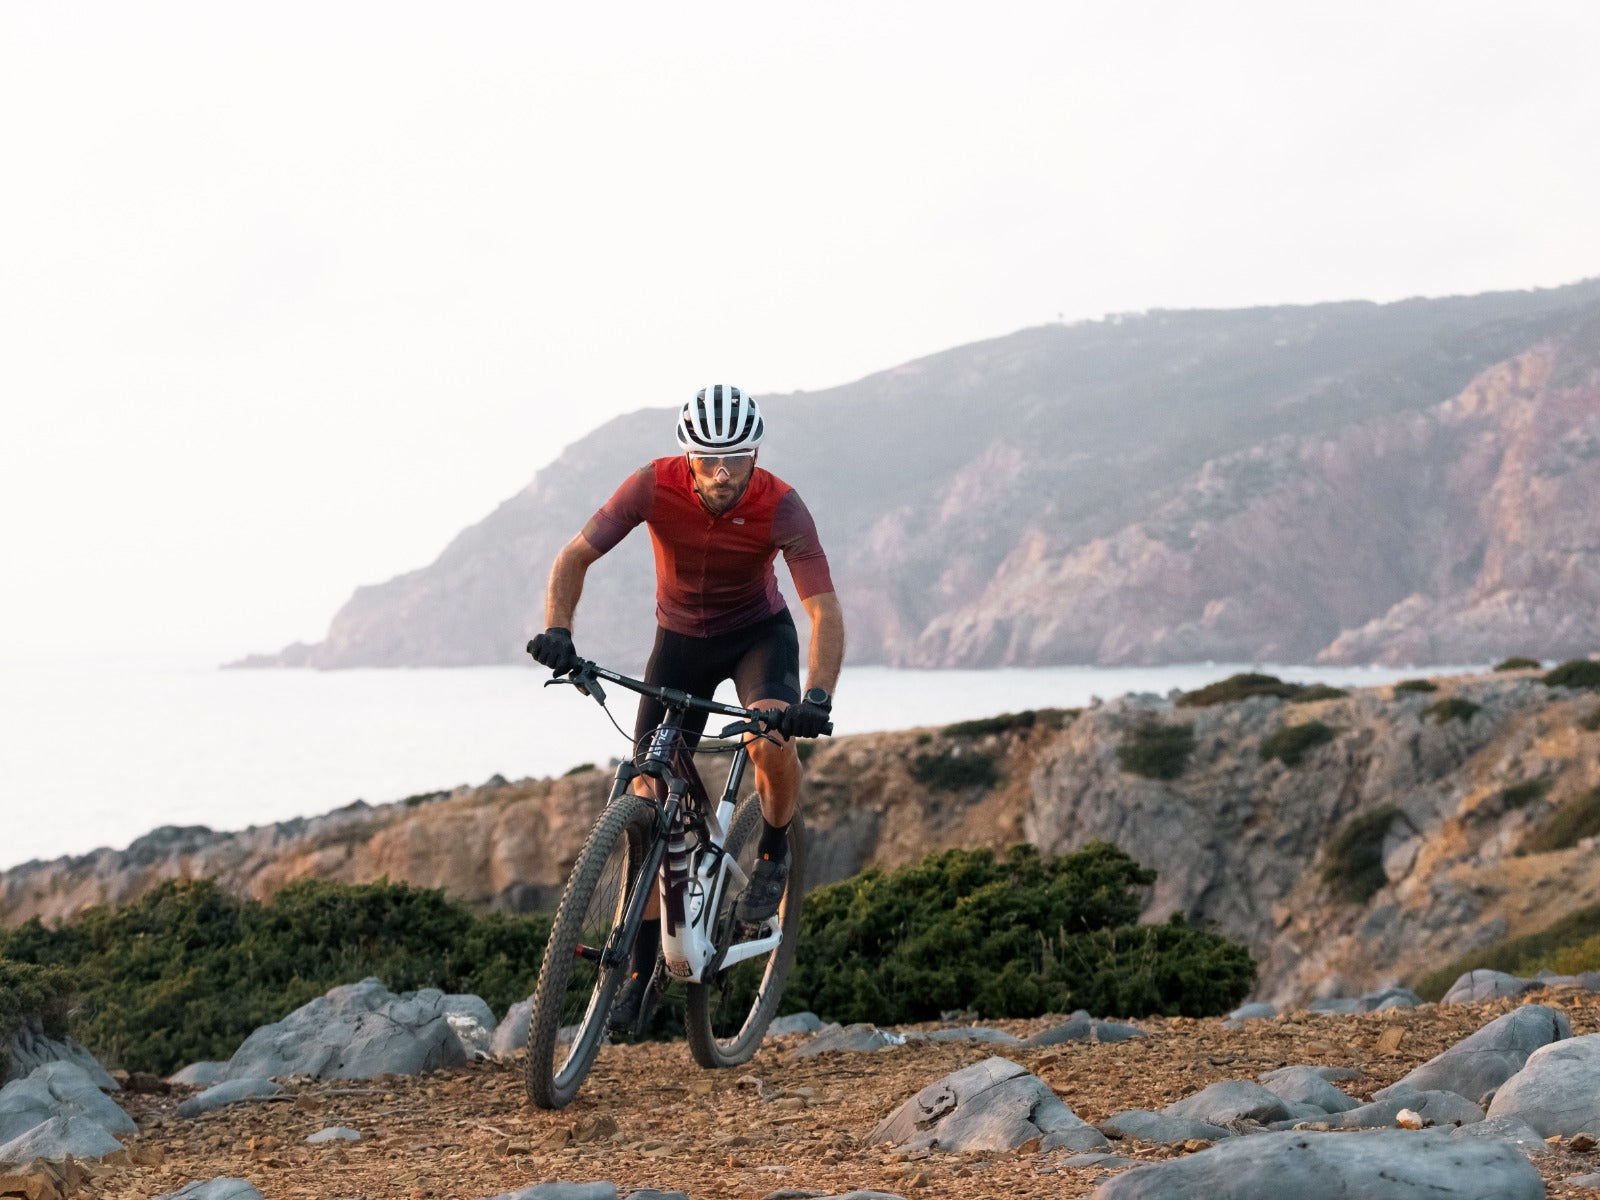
top-left (1260, 721), bottom-right (1337, 766)
top-left (1582, 706), bottom-right (1600, 733)
top-left (796, 740), bottom-right (818, 763)
top-left (942, 709), bottom-right (1076, 738)
top-left (0, 879), bottom-right (552, 1075)
top-left (1393, 679), bottom-right (1439, 694)
top-left (1290, 684), bottom-right (1349, 703)
top-left (1321, 805), bottom-right (1402, 904)
top-left (910, 750), bottom-right (1000, 790)
top-left (783, 843), bottom-right (1254, 1024)
top-left (561, 762), bottom-right (596, 777)
top-left (914, 733), bottom-right (932, 746)
top-left (1500, 779), bottom-right (1552, 811)
top-left (1117, 722), bottom-right (1195, 780)
top-left (1495, 657), bottom-right (1542, 672)
top-left (1544, 660), bottom-right (1600, 690)
top-left (1177, 673), bottom-right (1303, 707)
top-left (1414, 900), bottom-right (1600, 1000)
top-left (1424, 697), bottom-right (1480, 724)
top-left (0, 959), bottom-right (78, 1078)
top-left (1520, 786), bottom-right (1600, 855)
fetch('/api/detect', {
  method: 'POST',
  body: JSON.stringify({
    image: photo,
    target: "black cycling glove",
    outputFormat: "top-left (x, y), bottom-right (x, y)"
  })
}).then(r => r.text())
top-left (778, 698), bottom-right (832, 739)
top-left (528, 627), bottom-right (580, 676)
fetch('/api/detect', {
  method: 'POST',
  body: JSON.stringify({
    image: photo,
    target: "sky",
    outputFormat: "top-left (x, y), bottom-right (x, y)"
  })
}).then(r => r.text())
top-left (3, 1), bottom-right (1598, 664)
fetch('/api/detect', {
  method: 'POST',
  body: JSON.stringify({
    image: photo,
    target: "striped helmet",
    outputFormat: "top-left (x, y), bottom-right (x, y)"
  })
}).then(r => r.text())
top-left (676, 384), bottom-right (765, 454)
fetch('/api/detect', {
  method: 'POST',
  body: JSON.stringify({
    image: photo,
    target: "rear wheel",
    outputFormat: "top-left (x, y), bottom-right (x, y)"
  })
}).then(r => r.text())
top-left (524, 793), bottom-right (657, 1109)
top-left (685, 797), bottom-right (806, 1068)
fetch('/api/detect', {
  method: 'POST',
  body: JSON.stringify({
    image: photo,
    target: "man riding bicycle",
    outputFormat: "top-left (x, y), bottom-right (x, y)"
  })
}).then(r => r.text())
top-left (528, 384), bottom-right (845, 1031)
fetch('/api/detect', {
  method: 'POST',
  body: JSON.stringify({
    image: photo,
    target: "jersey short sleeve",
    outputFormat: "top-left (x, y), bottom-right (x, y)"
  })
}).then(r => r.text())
top-left (771, 489), bottom-right (835, 601)
top-left (582, 464), bottom-right (656, 555)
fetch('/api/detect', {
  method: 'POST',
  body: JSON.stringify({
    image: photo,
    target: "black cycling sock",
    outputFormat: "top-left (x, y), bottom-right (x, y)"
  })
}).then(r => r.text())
top-left (757, 818), bottom-right (790, 861)
top-left (630, 918), bottom-right (661, 976)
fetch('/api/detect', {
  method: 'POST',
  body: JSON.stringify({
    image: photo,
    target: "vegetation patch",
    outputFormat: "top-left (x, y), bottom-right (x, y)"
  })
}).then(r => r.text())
top-left (401, 789), bottom-right (450, 807)
top-left (1543, 659), bottom-right (1600, 690)
top-left (561, 763), bottom-right (596, 777)
top-left (1582, 706), bottom-right (1600, 733)
top-left (784, 843), bottom-right (1254, 1025)
top-left (1495, 657), bottom-right (1542, 672)
top-left (1393, 678), bottom-right (1439, 694)
top-left (1424, 697), bottom-right (1480, 724)
top-left (1117, 722), bottom-right (1196, 780)
top-left (910, 749), bottom-right (1000, 791)
top-left (1290, 684), bottom-right (1349, 703)
top-left (1321, 805), bottom-right (1403, 904)
top-left (1413, 900), bottom-right (1600, 1000)
top-left (1500, 779), bottom-right (1553, 811)
top-left (0, 959), bottom-right (77, 1079)
top-left (942, 709), bottom-right (1076, 738)
top-left (1520, 786), bottom-right (1600, 855)
top-left (1260, 720), bottom-right (1337, 767)
top-left (1178, 673), bottom-right (1303, 707)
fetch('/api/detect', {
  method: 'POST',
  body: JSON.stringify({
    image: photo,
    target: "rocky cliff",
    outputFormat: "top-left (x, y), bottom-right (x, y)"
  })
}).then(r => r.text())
top-left (8, 670), bottom-right (1600, 1005)
top-left (234, 280), bottom-right (1600, 670)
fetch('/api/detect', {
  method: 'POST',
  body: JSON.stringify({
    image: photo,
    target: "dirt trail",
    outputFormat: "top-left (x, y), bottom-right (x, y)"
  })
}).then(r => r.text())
top-left (80, 991), bottom-right (1600, 1200)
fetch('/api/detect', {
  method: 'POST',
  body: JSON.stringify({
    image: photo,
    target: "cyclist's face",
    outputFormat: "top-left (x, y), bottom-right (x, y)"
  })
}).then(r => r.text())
top-left (688, 451), bottom-right (756, 511)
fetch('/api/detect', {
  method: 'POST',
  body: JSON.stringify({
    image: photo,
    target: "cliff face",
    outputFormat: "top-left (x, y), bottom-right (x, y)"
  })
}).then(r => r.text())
top-left (7, 671), bottom-right (1600, 1003)
top-left (234, 281), bottom-right (1600, 670)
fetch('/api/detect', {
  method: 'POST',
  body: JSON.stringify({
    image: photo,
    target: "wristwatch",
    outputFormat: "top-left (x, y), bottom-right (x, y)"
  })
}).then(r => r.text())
top-left (803, 687), bottom-right (832, 710)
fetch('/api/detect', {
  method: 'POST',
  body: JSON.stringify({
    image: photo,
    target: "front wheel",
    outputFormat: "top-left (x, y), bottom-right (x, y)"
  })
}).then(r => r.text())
top-left (524, 792), bottom-right (657, 1109)
top-left (685, 798), bottom-right (806, 1068)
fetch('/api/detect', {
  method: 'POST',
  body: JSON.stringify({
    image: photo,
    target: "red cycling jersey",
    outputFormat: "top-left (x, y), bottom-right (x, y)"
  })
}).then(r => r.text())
top-left (582, 456), bottom-right (834, 638)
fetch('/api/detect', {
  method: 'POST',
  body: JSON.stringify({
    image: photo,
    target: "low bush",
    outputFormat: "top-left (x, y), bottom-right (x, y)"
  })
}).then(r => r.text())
top-left (1322, 805), bottom-right (1402, 904)
top-left (1495, 657), bottom-right (1542, 672)
top-left (783, 843), bottom-right (1254, 1024)
top-left (942, 709), bottom-right (1075, 738)
top-left (1520, 786), bottom-right (1600, 855)
top-left (1413, 900), bottom-right (1600, 1000)
top-left (1500, 779), bottom-right (1552, 811)
top-left (1178, 674), bottom-right (1303, 707)
top-left (0, 959), bottom-right (78, 1080)
top-left (1260, 721), bottom-right (1337, 767)
top-left (1424, 697), bottom-right (1480, 724)
top-left (1117, 722), bottom-right (1195, 780)
top-left (1290, 684), bottom-right (1348, 703)
top-left (1583, 706), bottom-right (1600, 733)
top-left (910, 749), bottom-right (1000, 791)
top-left (400, 790), bottom-right (449, 808)
top-left (1393, 679), bottom-right (1439, 694)
top-left (1543, 660), bottom-right (1600, 690)
top-left (561, 762), bottom-right (596, 777)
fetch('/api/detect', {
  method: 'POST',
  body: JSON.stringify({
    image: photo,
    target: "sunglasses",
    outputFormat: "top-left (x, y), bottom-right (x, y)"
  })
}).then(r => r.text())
top-left (687, 452), bottom-right (755, 471)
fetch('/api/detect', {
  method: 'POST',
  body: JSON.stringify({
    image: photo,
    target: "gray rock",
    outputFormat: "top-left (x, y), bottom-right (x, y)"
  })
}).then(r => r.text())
top-left (1362, 986), bottom-right (1423, 1010)
top-left (176, 1077), bottom-right (284, 1118)
top-left (767, 1012), bottom-right (825, 1036)
top-left (1088, 1129), bottom-right (1544, 1199)
top-left (900, 1027), bottom-right (1021, 1044)
top-left (0, 1062), bottom-right (137, 1148)
top-left (1486, 1030), bottom-right (1600, 1137)
top-left (442, 994), bottom-right (497, 1057)
top-left (168, 1062), bottom-right (227, 1087)
top-left (869, 1055), bottom-right (1107, 1153)
top-left (1450, 1114), bottom-right (1551, 1157)
top-left (1102, 1110), bottom-right (1230, 1143)
top-left (1258, 1064), bottom-right (1362, 1086)
top-left (1091, 1020), bottom-right (1146, 1043)
top-left (812, 1192), bottom-right (906, 1200)
top-left (622, 1192), bottom-right (689, 1200)
top-left (1256, 1066), bottom-right (1358, 1114)
top-left (1226, 1002), bottom-right (1276, 1021)
top-left (1376, 1003), bottom-right (1571, 1103)
top-left (1440, 969), bottom-right (1543, 1006)
top-left (0, 1022), bottom-right (118, 1091)
top-left (1020, 1011), bottom-right (1093, 1047)
top-left (1323, 1088), bottom-right (1484, 1129)
top-left (1162, 1080), bottom-right (1289, 1126)
top-left (1306, 997), bottom-right (1365, 1015)
top-left (222, 977), bottom-right (469, 1080)
top-left (1062, 1153), bottom-right (1140, 1169)
top-left (153, 1181), bottom-right (268, 1200)
top-left (0, 1113), bottom-right (125, 1164)
top-left (491, 998), bottom-right (533, 1055)
top-left (788, 1023), bottom-right (903, 1059)
top-left (1567, 1171), bottom-right (1600, 1188)
top-left (480, 1186), bottom-right (617, 1200)
top-left (305, 1126), bottom-right (361, 1143)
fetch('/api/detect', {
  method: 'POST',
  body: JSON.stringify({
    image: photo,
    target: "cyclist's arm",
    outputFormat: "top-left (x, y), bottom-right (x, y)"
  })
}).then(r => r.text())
top-left (801, 590), bottom-right (845, 696)
top-left (544, 534), bottom-right (604, 629)
top-left (548, 465), bottom-right (655, 628)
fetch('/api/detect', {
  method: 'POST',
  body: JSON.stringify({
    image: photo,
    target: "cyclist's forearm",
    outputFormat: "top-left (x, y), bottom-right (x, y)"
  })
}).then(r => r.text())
top-left (545, 536), bottom-right (601, 629)
top-left (802, 591), bottom-right (845, 694)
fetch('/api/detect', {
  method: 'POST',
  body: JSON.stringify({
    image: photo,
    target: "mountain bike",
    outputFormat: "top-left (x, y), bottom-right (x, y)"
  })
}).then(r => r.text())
top-left (521, 651), bottom-right (829, 1110)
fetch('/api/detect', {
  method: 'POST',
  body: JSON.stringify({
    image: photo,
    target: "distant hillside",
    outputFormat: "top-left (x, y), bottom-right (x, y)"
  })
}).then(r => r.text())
top-left (234, 280), bottom-right (1600, 670)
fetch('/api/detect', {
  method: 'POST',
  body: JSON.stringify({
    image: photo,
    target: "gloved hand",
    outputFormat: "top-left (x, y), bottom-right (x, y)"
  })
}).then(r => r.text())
top-left (778, 698), bottom-right (832, 739)
top-left (527, 627), bottom-right (580, 676)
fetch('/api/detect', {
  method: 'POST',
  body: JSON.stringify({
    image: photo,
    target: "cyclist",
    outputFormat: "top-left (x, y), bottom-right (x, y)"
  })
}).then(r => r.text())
top-left (528, 384), bottom-right (844, 1030)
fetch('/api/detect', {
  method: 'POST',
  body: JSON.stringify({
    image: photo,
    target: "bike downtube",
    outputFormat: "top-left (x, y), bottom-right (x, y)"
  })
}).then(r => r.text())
top-left (604, 796), bottom-right (676, 968)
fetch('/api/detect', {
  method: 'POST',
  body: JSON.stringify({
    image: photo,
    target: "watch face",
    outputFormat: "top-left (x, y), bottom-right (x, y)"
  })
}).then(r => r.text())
top-left (805, 687), bottom-right (831, 707)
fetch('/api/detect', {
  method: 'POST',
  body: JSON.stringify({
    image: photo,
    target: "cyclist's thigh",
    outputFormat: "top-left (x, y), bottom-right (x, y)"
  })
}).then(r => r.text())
top-left (731, 610), bottom-right (801, 710)
top-left (632, 625), bottom-right (721, 751)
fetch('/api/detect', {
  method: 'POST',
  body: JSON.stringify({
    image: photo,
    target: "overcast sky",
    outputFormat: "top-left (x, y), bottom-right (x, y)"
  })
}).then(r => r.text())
top-left (4, 1), bottom-right (1598, 663)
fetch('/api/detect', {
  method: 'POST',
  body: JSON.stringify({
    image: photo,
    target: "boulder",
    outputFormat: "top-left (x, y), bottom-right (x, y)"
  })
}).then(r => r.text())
top-left (0, 1114), bottom-right (125, 1165)
top-left (306, 1126), bottom-right (361, 1143)
top-left (1101, 1110), bottom-right (1230, 1143)
top-left (1063, 1153), bottom-right (1140, 1170)
top-left (442, 994), bottom-right (497, 1057)
top-left (176, 1078), bottom-right (284, 1118)
top-left (1319, 1089), bottom-right (1483, 1130)
top-left (1225, 1003), bottom-right (1276, 1021)
top-left (1486, 1031), bottom-right (1600, 1137)
top-left (1256, 1066), bottom-right (1358, 1114)
top-left (481, 1186), bottom-right (618, 1200)
top-left (1020, 1011), bottom-right (1093, 1047)
top-left (1440, 970), bottom-right (1542, 1006)
top-left (1376, 1004), bottom-right (1570, 1103)
top-left (900, 1027), bottom-right (1021, 1044)
top-left (1162, 1080), bottom-right (1289, 1126)
top-left (1087, 1129), bottom-right (1544, 1199)
top-left (767, 1012), bottom-right (825, 1036)
top-left (869, 1056), bottom-right (1107, 1154)
top-left (222, 978), bottom-right (469, 1080)
top-left (0, 1022), bottom-right (118, 1091)
top-left (168, 1062), bottom-right (227, 1087)
top-left (1362, 986), bottom-right (1423, 1010)
top-left (1306, 997), bottom-right (1365, 1015)
top-left (0, 1062), bottom-right (137, 1155)
top-left (491, 999), bottom-right (533, 1055)
top-left (789, 1024), bottom-right (903, 1059)
top-left (1568, 1171), bottom-right (1600, 1188)
top-left (1090, 1020), bottom-right (1146, 1043)
top-left (153, 1182), bottom-right (268, 1200)
top-left (1450, 1114), bottom-right (1551, 1157)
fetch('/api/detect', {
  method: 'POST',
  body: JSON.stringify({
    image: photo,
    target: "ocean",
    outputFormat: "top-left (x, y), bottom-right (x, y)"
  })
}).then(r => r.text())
top-left (0, 656), bottom-right (1479, 870)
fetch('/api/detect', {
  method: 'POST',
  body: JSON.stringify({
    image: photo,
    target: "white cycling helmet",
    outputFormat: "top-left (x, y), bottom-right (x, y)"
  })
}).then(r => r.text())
top-left (676, 384), bottom-right (765, 454)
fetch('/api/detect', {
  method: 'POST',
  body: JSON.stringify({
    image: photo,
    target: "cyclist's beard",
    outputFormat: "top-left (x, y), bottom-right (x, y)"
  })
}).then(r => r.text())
top-left (695, 476), bottom-right (751, 514)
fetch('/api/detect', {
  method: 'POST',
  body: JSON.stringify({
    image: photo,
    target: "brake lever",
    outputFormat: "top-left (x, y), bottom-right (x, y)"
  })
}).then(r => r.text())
top-left (717, 718), bottom-right (761, 738)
